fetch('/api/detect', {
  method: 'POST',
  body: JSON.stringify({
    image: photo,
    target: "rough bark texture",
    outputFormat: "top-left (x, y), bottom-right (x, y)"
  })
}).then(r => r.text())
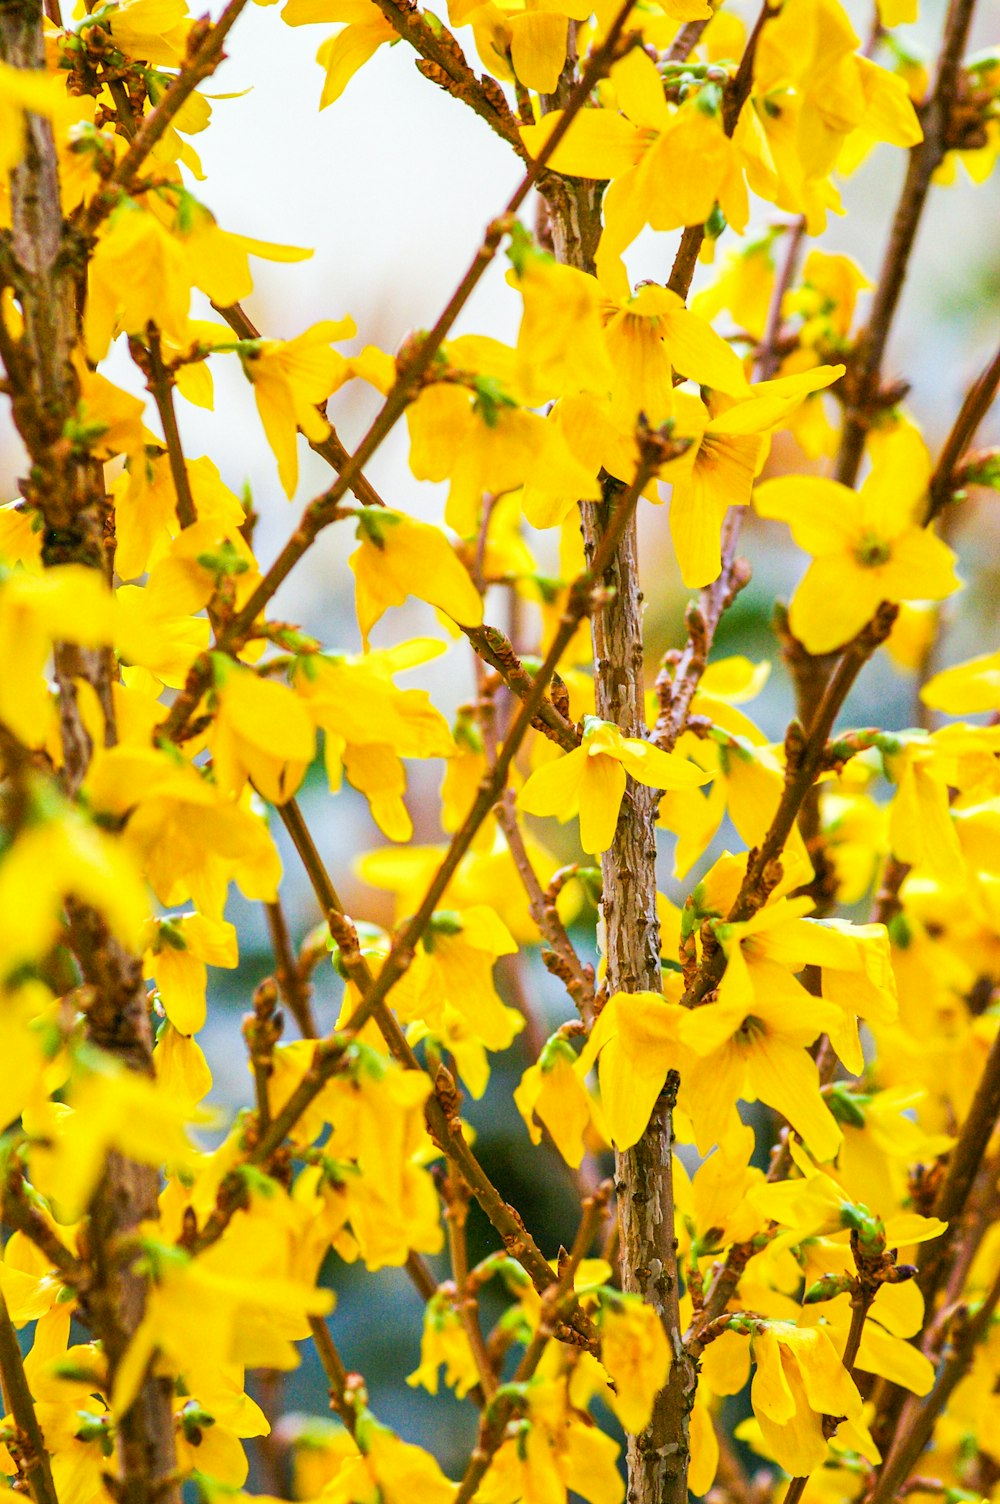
top-left (546, 181), bottom-right (694, 1503)
top-left (0, 6), bottom-right (179, 1499)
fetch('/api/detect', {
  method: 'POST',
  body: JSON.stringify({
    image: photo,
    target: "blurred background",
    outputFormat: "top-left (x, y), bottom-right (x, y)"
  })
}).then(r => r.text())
top-left (2, 0), bottom-right (1000, 1484)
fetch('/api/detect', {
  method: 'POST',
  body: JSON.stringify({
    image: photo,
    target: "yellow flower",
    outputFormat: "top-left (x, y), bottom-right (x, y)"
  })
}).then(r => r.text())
top-left (519, 716), bottom-right (712, 855)
top-left (241, 318), bottom-right (356, 497)
top-left (320, 1416), bottom-right (455, 1504)
top-left (27, 1050), bottom-right (204, 1223)
top-left (349, 508), bottom-right (484, 647)
top-left (599, 1295), bottom-right (672, 1435)
top-left (293, 639), bottom-right (454, 840)
top-left (390, 905), bottom-right (522, 1053)
top-left (144, 912), bottom-right (238, 1035)
top-left (749, 1322), bottom-right (876, 1477)
top-left (281, 0), bottom-right (397, 108)
top-left (514, 1034), bottom-right (593, 1167)
top-left (85, 746), bottom-right (283, 920)
top-left (407, 1290), bottom-right (480, 1399)
top-left (0, 564), bottom-right (114, 747)
top-left (667, 364), bottom-right (845, 588)
top-left (576, 989), bottom-right (687, 1150)
top-left (754, 425), bottom-right (961, 653)
top-left (210, 657), bottom-right (316, 805)
top-left (0, 796), bottom-right (148, 979)
top-left (84, 200), bottom-right (194, 361)
top-left (680, 899), bottom-right (845, 1159)
top-left (922, 648), bottom-right (1000, 716)
top-left (509, 243), bottom-right (614, 402)
top-left (0, 60), bottom-right (65, 177)
top-left (111, 1238), bottom-right (334, 1419)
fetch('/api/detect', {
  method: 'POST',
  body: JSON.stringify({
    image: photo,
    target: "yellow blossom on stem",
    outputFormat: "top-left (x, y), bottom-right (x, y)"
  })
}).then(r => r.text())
top-left (514, 1033), bottom-right (593, 1167)
top-left (598, 1293), bottom-right (672, 1435)
top-left (749, 1321), bottom-right (877, 1477)
top-left (576, 989), bottom-right (687, 1150)
top-left (349, 508), bottom-right (484, 648)
top-left (209, 657), bottom-right (316, 805)
top-left (240, 317), bottom-right (356, 497)
top-left (519, 715), bottom-right (711, 855)
top-left (754, 426), bottom-right (961, 653)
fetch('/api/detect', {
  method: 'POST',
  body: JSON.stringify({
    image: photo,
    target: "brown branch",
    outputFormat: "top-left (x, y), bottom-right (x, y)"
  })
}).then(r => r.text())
top-left (264, 899), bottom-right (318, 1038)
top-left (368, 0), bottom-right (525, 156)
top-left (155, 0), bottom-right (639, 748)
top-left (867, 1263), bottom-right (1000, 1504)
top-left (926, 339), bottom-right (1000, 521)
top-left (77, 0), bottom-right (251, 236)
top-left (835, 0), bottom-right (980, 486)
top-left (444, 1175), bottom-right (497, 1400)
top-left (141, 328), bottom-right (197, 529)
top-left (307, 1316), bottom-right (361, 1438)
top-left (493, 791), bottom-right (595, 1018)
top-left (0, 1289), bottom-right (59, 1504)
top-left (451, 1183), bottom-right (612, 1504)
top-left (666, 0), bottom-right (775, 298)
top-left (463, 625), bottom-right (581, 751)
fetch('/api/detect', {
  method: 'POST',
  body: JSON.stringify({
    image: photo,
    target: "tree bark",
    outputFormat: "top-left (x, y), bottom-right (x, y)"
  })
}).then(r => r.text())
top-left (0, 8), bottom-right (179, 1500)
top-left (545, 183), bottom-right (695, 1504)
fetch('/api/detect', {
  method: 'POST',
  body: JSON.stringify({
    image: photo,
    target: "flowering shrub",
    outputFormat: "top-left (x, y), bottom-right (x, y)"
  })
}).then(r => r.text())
top-left (1, 1), bottom-right (999, 1503)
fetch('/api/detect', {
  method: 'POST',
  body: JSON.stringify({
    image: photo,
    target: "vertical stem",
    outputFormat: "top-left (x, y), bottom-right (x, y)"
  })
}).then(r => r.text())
top-left (0, 1289), bottom-right (58, 1504)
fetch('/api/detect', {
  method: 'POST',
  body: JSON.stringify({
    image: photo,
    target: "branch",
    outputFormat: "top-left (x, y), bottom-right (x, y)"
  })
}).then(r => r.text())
top-left (77, 0), bottom-right (251, 236)
top-left (834, 0), bottom-right (980, 486)
top-left (368, 0), bottom-right (526, 156)
top-left (463, 624), bottom-right (581, 751)
top-left (0, 1289), bottom-right (59, 1504)
top-left (666, 0), bottom-right (775, 298)
top-left (926, 339), bottom-right (1000, 521)
top-left (156, 0), bottom-right (640, 747)
top-left (138, 328), bottom-right (197, 529)
top-left (867, 1262), bottom-right (1000, 1504)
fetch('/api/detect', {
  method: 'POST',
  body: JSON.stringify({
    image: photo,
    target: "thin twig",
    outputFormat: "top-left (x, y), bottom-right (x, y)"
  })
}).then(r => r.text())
top-left (156, 0), bottom-right (640, 747)
top-left (77, 0), bottom-right (251, 236)
top-left (835, 0), bottom-right (980, 486)
top-left (143, 328), bottom-right (196, 529)
top-left (926, 340), bottom-right (1000, 521)
top-left (0, 1289), bottom-right (59, 1504)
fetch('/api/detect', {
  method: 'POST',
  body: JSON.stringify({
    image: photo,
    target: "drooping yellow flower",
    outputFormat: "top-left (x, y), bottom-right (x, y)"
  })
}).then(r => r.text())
top-left (320, 1416), bottom-right (456, 1504)
top-left (514, 1033), bottom-right (594, 1167)
top-left (26, 1050), bottom-right (204, 1222)
top-left (389, 905), bottom-right (523, 1053)
top-left (241, 317), bottom-right (356, 497)
top-left (111, 1238), bottom-right (334, 1419)
top-left (754, 425), bottom-right (961, 653)
top-left (407, 1290), bottom-right (481, 1399)
top-left (576, 989), bottom-right (687, 1150)
top-left (144, 911), bottom-right (238, 1035)
top-left (293, 639), bottom-right (454, 840)
top-left (666, 364), bottom-right (845, 588)
top-left (281, 0), bottom-right (397, 109)
top-left (0, 565), bottom-right (109, 743)
top-left (0, 796), bottom-right (148, 980)
top-left (86, 746), bottom-right (283, 920)
top-left (519, 716), bottom-right (712, 855)
top-left (749, 1321), bottom-right (877, 1477)
top-left (349, 508), bottom-right (484, 647)
top-left (599, 1295), bottom-right (672, 1435)
top-left (680, 897), bottom-right (846, 1159)
top-left (209, 657), bottom-right (316, 805)
top-left (0, 60), bottom-right (65, 177)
